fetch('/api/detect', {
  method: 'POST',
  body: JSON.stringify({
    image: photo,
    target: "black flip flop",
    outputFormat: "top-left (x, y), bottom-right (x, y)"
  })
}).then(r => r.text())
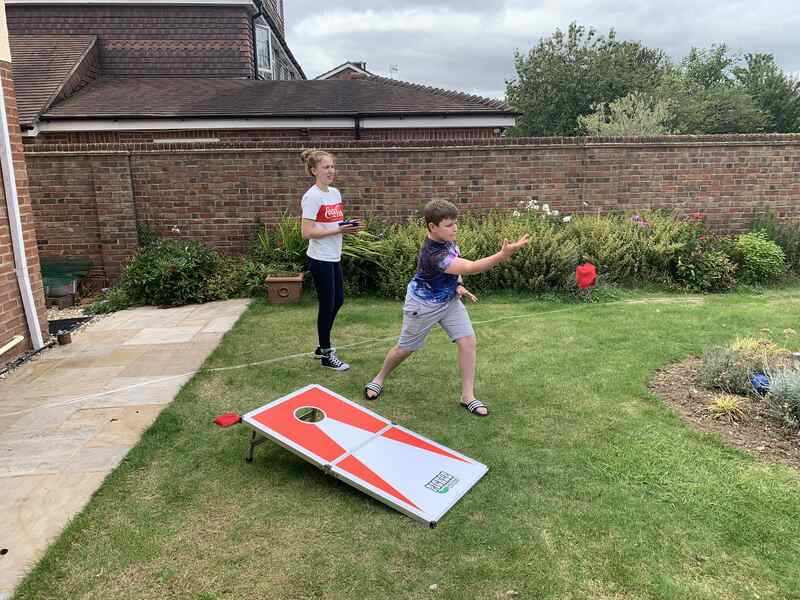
top-left (462, 399), bottom-right (489, 416)
top-left (364, 382), bottom-right (383, 401)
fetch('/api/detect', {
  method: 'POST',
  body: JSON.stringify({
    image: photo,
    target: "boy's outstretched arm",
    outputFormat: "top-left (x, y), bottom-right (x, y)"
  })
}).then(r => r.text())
top-left (445, 234), bottom-right (530, 276)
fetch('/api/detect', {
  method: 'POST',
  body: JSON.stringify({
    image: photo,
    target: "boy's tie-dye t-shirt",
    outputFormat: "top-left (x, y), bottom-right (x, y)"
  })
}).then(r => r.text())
top-left (408, 237), bottom-right (460, 303)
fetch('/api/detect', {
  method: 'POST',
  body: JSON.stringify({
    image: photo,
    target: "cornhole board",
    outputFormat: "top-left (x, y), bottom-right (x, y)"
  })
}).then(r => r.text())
top-left (241, 384), bottom-right (488, 527)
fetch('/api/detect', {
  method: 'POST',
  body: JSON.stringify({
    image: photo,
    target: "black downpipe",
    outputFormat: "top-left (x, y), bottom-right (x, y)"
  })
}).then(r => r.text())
top-left (354, 116), bottom-right (361, 140)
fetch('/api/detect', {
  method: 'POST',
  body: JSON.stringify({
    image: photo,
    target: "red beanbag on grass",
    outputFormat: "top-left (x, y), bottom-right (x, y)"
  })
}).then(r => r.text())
top-left (576, 263), bottom-right (597, 289)
top-left (213, 412), bottom-right (241, 428)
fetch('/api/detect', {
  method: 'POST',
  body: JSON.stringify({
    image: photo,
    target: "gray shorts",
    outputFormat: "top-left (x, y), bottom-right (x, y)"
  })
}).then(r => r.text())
top-left (397, 292), bottom-right (475, 350)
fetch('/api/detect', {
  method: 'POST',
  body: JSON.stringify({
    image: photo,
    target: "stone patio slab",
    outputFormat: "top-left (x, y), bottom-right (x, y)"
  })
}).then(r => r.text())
top-left (0, 298), bottom-right (250, 597)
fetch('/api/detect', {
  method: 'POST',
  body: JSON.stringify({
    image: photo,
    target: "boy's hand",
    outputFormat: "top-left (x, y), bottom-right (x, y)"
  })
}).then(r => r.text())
top-left (457, 285), bottom-right (478, 303)
top-left (500, 234), bottom-right (530, 258)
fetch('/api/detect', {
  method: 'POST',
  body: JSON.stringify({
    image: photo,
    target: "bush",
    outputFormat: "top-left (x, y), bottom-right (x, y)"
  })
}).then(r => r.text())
top-left (568, 215), bottom-right (645, 283)
top-left (733, 231), bottom-right (786, 284)
top-left (251, 213), bottom-right (308, 275)
top-left (341, 229), bottom-right (388, 296)
top-left (123, 239), bottom-right (219, 306)
top-left (699, 346), bottom-right (765, 396)
top-left (766, 367), bottom-right (800, 427)
top-left (674, 249), bottom-right (737, 292)
top-left (490, 216), bottom-right (579, 293)
top-left (752, 211), bottom-right (800, 273)
top-left (440, 211), bottom-right (579, 294)
top-left (206, 256), bottom-right (269, 300)
top-left (85, 286), bottom-right (132, 315)
top-left (372, 219), bottom-right (427, 299)
top-left (705, 393), bottom-right (748, 423)
top-left (637, 211), bottom-right (704, 283)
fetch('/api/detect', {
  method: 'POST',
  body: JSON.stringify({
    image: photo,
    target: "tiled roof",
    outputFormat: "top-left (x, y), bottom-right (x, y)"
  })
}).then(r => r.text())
top-left (9, 35), bottom-right (97, 125)
top-left (41, 76), bottom-right (513, 120)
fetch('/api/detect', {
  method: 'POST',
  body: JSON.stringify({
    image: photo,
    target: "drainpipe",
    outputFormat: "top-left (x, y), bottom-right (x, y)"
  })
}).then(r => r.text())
top-left (0, 74), bottom-right (45, 350)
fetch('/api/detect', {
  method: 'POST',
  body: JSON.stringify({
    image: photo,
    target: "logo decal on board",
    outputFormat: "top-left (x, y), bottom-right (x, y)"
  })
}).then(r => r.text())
top-left (426, 471), bottom-right (460, 494)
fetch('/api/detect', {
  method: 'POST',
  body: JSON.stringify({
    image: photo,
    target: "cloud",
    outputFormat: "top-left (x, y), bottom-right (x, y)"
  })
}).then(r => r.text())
top-left (286, 1), bottom-right (800, 99)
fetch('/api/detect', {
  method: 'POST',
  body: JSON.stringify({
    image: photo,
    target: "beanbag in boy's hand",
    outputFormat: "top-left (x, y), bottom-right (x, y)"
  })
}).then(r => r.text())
top-left (576, 263), bottom-right (597, 289)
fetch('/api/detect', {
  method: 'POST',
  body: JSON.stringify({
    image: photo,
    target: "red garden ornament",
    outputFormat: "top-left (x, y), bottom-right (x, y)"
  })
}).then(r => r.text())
top-left (576, 263), bottom-right (597, 289)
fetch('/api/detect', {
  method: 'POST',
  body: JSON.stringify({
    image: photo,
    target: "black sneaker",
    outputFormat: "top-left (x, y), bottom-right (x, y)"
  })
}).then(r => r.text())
top-left (313, 346), bottom-right (327, 360)
top-left (321, 350), bottom-right (349, 371)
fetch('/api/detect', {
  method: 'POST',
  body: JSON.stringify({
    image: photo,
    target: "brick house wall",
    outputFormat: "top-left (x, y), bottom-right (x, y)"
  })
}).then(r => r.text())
top-left (22, 133), bottom-right (800, 282)
top-left (7, 5), bottom-right (259, 78)
top-left (0, 60), bottom-right (47, 361)
top-left (24, 127), bottom-right (503, 145)
top-left (262, 0), bottom-right (284, 35)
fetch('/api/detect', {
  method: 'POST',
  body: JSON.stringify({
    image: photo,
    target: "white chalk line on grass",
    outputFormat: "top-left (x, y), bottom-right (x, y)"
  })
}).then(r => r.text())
top-left (0, 296), bottom-right (705, 418)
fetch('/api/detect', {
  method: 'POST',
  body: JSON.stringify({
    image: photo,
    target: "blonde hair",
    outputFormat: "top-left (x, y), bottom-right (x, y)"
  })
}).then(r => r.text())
top-left (300, 149), bottom-right (335, 177)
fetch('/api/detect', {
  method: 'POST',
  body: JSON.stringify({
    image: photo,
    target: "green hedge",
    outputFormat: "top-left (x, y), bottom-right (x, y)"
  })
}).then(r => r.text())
top-left (90, 208), bottom-right (800, 312)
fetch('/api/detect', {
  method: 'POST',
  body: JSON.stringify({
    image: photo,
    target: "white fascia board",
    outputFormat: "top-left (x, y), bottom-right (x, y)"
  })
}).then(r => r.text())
top-left (360, 115), bottom-right (515, 129)
top-left (37, 117), bottom-right (357, 132)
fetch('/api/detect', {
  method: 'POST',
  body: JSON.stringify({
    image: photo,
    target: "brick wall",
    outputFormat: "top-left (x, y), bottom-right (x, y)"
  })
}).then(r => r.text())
top-left (0, 60), bottom-right (47, 361)
top-left (23, 133), bottom-right (800, 282)
top-left (7, 5), bottom-right (257, 78)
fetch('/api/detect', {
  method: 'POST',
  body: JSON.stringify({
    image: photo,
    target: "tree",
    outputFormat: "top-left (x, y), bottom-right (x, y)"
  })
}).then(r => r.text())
top-left (657, 45), bottom-right (772, 134)
top-left (506, 23), bottom-right (669, 137)
top-left (578, 92), bottom-right (673, 136)
top-left (733, 53), bottom-right (800, 132)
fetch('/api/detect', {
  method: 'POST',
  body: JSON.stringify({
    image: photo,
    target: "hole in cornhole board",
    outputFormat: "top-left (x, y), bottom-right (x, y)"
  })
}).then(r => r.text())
top-left (294, 406), bottom-right (326, 423)
top-left (0, 548), bottom-right (8, 556)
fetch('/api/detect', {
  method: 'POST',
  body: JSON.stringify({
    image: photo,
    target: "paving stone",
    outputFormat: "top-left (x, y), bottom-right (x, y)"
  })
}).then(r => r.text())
top-left (122, 326), bottom-right (204, 346)
top-left (0, 472), bottom-right (106, 595)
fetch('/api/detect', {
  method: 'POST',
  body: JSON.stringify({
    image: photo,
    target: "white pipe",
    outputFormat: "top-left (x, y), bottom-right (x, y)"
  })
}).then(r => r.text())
top-left (0, 73), bottom-right (45, 350)
top-left (0, 335), bottom-right (24, 356)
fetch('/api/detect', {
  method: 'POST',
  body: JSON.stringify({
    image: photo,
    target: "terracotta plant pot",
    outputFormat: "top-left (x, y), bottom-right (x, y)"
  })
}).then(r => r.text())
top-left (265, 274), bottom-right (304, 304)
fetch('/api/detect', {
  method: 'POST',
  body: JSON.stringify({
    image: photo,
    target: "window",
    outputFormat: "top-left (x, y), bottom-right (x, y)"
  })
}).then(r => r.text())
top-left (255, 23), bottom-right (272, 79)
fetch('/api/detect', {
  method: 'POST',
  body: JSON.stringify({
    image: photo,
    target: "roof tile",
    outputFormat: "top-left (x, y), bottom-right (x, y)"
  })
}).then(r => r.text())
top-left (42, 77), bottom-right (513, 120)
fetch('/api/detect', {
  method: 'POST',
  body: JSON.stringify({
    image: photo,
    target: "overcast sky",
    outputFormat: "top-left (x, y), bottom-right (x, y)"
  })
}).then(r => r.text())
top-left (285, 1), bottom-right (800, 100)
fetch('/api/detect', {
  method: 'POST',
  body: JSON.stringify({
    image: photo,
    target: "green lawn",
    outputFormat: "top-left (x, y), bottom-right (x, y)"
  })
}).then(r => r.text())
top-left (16, 289), bottom-right (800, 600)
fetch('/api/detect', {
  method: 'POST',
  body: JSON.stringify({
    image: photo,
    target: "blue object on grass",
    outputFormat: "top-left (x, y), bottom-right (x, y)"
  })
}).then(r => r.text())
top-left (750, 373), bottom-right (770, 395)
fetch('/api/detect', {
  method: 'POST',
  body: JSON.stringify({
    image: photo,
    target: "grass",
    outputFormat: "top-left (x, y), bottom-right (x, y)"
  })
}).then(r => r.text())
top-left (14, 288), bottom-right (800, 600)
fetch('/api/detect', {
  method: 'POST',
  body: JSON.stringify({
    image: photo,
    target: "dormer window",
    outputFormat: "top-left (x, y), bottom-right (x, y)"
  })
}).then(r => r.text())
top-left (255, 22), bottom-right (272, 80)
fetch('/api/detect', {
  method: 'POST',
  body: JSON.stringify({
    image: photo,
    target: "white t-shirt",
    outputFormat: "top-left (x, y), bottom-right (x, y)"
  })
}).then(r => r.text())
top-left (301, 185), bottom-right (344, 262)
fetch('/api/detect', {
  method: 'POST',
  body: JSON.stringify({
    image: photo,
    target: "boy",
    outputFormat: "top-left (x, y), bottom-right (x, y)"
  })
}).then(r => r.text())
top-left (363, 199), bottom-right (529, 416)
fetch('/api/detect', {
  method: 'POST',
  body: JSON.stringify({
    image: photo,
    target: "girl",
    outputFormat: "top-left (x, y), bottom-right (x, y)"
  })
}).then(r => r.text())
top-left (300, 149), bottom-right (363, 371)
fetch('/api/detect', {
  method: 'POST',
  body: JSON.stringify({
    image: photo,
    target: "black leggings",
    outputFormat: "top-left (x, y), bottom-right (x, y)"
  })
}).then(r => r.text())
top-left (308, 257), bottom-right (344, 350)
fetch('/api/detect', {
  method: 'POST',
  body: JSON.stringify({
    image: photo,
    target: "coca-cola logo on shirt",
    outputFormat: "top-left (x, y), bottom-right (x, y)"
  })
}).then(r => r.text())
top-left (316, 202), bottom-right (344, 223)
